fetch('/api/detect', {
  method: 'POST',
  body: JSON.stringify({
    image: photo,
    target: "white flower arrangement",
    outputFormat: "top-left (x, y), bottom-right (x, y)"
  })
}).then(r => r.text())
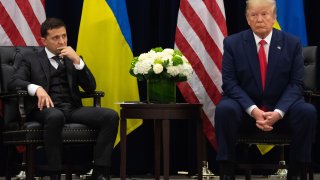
top-left (130, 47), bottom-right (193, 82)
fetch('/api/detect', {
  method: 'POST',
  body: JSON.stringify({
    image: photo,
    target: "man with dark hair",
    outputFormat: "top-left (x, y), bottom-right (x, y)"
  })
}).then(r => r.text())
top-left (8, 17), bottom-right (118, 180)
top-left (214, 0), bottom-right (317, 179)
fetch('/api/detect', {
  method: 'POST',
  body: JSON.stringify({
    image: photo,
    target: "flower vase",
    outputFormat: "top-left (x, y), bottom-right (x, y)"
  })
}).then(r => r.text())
top-left (147, 79), bottom-right (176, 104)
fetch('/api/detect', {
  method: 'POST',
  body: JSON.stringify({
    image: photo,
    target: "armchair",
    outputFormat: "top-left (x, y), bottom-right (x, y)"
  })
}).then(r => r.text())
top-left (237, 46), bottom-right (319, 180)
top-left (0, 46), bottom-right (102, 180)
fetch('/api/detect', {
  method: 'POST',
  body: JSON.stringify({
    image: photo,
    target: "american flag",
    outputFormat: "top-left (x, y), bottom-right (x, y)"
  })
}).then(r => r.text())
top-left (175, 0), bottom-right (227, 149)
top-left (0, 0), bottom-right (46, 46)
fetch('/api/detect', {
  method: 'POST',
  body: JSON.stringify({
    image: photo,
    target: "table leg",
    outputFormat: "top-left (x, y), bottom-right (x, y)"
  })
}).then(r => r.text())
top-left (163, 119), bottom-right (170, 180)
top-left (120, 115), bottom-right (127, 180)
top-left (154, 119), bottom-right (161, 180)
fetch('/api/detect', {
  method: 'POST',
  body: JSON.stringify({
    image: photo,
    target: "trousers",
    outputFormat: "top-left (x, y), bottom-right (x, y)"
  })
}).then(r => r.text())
top-left (214, 97), bottom-right (317, 163)
top-left (28, 104), bottom-right (119, 171)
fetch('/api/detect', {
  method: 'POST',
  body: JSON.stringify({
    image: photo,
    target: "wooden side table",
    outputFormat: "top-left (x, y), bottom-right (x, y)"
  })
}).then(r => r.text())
top-left (120, 103), bottom-right (203, 180)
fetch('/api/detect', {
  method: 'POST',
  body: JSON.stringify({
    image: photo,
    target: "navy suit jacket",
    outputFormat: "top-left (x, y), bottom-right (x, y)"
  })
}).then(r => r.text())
top-left (221, 28), bottom-right (305, 113)
top-left (8, 49), bottom-right (96, 114)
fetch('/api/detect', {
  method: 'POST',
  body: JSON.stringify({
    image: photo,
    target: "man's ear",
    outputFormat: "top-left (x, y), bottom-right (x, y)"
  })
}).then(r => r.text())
top-left (41, 37), bottom-right (46, 46)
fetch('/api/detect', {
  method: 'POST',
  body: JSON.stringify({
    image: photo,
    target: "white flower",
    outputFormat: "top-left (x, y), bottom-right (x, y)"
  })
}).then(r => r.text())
top-left (153, 64), bottom-right (163, 74)
top-left (161, 53), bottom-right (172, 62)
top-left (133, 59), bottom-right (152, 75)
top-left (167, 66), bottom-right (180, 77)
top-left (163, 48), bottom-right (174, 55)
top-left (181, 63), bottom-right (193, 79)
top-left (130, 47), bottom-right (194, 82)
top-left (138, 53), bottom-right (148, 61)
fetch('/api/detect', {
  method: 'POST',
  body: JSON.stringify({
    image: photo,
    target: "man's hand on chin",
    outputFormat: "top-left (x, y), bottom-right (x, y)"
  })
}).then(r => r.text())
top-left (57, 46), bottom-right (80, 64)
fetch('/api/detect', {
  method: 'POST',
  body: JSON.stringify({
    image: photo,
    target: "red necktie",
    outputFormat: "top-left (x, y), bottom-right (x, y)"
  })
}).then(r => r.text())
top-left (258, 39), bottom-right (267, 90)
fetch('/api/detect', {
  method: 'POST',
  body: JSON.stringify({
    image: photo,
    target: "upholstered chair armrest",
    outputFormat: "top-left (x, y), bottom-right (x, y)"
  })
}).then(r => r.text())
top-left (304, 90), bottom-right (320, 103)
top-left (80, 91), bottom-right (105, 107)
top-left (0, 89), bottom-right (28, 98)
top-left (0, 90), bottom-right (28, 127)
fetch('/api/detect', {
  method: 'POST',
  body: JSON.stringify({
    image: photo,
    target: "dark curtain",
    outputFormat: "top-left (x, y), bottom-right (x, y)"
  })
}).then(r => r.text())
top-left (39, 0), bottom-right (320, 176)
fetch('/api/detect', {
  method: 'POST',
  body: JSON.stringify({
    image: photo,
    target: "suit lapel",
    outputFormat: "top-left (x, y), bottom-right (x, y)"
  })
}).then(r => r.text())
top-left (265, 29), bottom-right (283, 90)
top-left (39, 50), bottom-right (51, 85)
top-left (243, 30), bottom-right (263, 92)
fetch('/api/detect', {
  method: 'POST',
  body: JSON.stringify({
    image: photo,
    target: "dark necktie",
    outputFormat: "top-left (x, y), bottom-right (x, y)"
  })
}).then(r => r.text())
top-left (258, 39), bottom-right (267, 91)
top-left (52, 56), bottom-right (63, 66)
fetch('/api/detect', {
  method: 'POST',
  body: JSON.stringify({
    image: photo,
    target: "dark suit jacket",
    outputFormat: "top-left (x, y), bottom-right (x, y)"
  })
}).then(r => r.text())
top-left (8, 49), bottom-right (96, 114)
top-left (221, 28), bottom-right (305, 113)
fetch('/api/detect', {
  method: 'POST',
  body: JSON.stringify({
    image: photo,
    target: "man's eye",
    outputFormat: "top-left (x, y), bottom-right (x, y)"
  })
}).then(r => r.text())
top-left (251, 14), bottom-right (257, 17)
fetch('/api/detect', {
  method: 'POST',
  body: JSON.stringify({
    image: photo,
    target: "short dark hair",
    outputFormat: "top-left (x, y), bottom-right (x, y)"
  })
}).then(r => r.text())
top-left (40, 18), bottom-right (66, 38)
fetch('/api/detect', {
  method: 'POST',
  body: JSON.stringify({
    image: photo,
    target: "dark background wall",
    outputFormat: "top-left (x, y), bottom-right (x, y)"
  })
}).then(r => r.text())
top-left (1, 0), bottom-right (319, 176)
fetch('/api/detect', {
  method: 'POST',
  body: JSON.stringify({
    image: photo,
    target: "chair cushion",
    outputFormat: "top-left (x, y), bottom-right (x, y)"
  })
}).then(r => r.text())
top-left (238, 131), bottom-right (291, 145)
top-left (3, 122), bottom-right (98, 144)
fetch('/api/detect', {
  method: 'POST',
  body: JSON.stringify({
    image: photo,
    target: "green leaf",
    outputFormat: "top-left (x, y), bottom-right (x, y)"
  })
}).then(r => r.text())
top-left (172, 55), bottom-right (183, 66)
top-left (152, 47), bottom-right (163, 52)
top-left (162, 59), bottom-right (169, 68)
top-left (173, 49), bottom-right (183, 56)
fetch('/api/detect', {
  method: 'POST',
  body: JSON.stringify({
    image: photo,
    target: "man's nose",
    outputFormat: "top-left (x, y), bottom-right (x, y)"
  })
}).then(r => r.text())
top-left (257, 14), bottom-right (263, 21)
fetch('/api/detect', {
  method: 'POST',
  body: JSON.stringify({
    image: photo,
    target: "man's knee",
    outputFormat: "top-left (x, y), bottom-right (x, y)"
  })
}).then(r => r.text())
top-left (101, 108), bottom-right (119, 128)
top-left (215, 99), bottom-right (243, 128)
top-left (303, 104), bottom-right (317, 130)
top-left (43, 109), bottom-right (65, 127)
top-left (289, 103), bottom-right (317, 131)
top-left (294, 103), bottom-right (317, 121)
top-left (216, 99), bottom-right (241, 118)
top-left (304, 103), bottom-right (317, 120)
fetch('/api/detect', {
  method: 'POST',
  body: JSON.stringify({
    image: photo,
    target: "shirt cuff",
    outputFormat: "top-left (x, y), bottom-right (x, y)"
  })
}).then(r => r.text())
top-left (74, 58), bottom-right (85, 70)
top-left (246, 105), bottom-right (257, 117)
top-left (274, 109), bottom-right (284, 118)
top-left (27, 84), bottom-right (41, 96)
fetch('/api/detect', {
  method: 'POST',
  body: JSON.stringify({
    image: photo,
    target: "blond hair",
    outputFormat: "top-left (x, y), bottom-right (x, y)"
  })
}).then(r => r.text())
top-left (245, 0), bottom-right (276, 16)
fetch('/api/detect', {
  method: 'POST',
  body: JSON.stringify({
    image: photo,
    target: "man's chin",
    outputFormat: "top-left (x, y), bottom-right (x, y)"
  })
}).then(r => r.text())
top-left (254, 29), bottom-right (270, 38)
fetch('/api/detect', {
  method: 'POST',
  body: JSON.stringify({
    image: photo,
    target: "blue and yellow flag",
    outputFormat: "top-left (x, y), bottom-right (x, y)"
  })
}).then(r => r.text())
top-left (257, 0), bottom-right (308, 155)
top-left (275, 0), bottom-right (308, 46)
top-left (77, 0), bottom-right (142, 146)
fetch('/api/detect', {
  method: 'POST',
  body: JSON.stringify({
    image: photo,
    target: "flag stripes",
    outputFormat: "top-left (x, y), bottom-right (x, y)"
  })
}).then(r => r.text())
top-left (0, 0), bottom-right (45, 46)
top-left (175, 0), bottom-right (227, 149)
top-left (0, 3), bottom-right (25, 46)
top-left (179, 1), bottom-right (223, 68)
top-left (202, 0), bottom-right (227, 36)
top-left (175, 28), bottom-right (221, 105)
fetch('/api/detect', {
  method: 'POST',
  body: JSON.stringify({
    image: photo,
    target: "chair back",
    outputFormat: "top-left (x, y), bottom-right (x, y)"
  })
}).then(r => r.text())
top-left (0, 46), bottom-right (44, 126)
top-left (303, 46), bottom-right (319, 92)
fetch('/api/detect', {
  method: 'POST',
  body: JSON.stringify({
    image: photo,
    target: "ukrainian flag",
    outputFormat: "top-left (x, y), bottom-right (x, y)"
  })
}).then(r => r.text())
top-left (77, 0), bottom-right (142, 146)
top-left (258, 0), bottom-right (308, 155)
top-left (274, 0), bottom-right (308, 46)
